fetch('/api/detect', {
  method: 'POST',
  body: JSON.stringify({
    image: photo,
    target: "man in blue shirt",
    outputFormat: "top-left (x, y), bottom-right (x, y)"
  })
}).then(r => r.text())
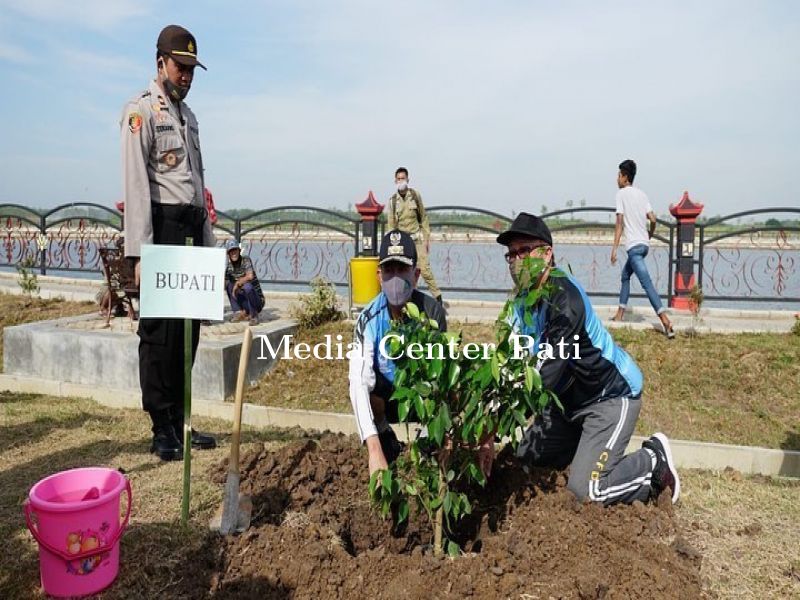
top-left (497, 212), bottom-right (680, 505)
top-left (349, 230), bottom-right (447, 475)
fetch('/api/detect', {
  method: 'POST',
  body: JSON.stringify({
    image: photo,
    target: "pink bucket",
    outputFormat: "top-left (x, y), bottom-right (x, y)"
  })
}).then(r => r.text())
top-left (24, 467), bottom-right (132, 598)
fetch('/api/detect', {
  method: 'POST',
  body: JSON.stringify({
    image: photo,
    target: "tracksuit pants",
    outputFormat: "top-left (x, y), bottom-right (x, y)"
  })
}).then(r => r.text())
top-left (516, 396), bottom-right (655, 505)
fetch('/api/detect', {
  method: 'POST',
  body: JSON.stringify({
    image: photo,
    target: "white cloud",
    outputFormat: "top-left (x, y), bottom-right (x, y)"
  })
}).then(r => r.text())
top-left (0, 39), bottom-right (34, 63)
top-left (0, 0), bottom-right (148, 30)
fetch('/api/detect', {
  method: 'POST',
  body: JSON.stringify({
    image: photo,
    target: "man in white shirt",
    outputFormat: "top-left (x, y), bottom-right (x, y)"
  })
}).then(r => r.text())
top-left (610, 160), bottom-right (674, 338)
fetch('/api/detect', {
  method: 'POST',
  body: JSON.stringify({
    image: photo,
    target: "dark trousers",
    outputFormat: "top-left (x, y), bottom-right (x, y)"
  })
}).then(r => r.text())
top-left (138, 203), bottom-right (206, 427)
top-left (226, 281), bottom-right (264, 317)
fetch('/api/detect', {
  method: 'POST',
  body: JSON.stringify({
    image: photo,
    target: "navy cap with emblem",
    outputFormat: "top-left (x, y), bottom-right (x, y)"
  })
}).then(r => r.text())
top-left (379, 229), bottom-right (417, 267)
top-left (157, 25), bottom-right (207, 70)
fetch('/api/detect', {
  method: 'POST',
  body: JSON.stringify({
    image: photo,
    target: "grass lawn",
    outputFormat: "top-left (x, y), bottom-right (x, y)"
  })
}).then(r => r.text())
top-left (250, 321), bottom-right (800, 451)
top-left (0, 392), bottom-right (798, 598)
top-left (0, 392), bottom-right (302, 599)
top-left (0, 293), bottom-right (95, 369)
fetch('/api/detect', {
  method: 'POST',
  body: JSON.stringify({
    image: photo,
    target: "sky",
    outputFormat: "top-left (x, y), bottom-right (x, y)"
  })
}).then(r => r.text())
top-left (0, 1), bottom-right (798, 218)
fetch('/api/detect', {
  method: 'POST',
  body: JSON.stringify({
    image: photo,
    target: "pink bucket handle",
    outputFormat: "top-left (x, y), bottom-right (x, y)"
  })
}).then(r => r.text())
top-left (24, 478), bottom-right (132, 562)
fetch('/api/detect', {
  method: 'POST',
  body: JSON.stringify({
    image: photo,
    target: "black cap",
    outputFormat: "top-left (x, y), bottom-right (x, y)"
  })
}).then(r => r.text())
top-left (157, 25), bottom-right (207, 70)
top-left (379, 230), bottom-right (417, 267)
top-left (496, 212), bottom-right (553, 246)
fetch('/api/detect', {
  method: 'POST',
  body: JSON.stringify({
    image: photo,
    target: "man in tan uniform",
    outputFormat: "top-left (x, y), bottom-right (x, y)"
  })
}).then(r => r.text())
top-left (121, 25), bottom-right (216, 460)
top-left (387, 167), bottom-right (442, 304)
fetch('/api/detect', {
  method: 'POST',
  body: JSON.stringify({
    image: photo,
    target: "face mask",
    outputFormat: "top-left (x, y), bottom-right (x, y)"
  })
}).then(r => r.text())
top-left (161, 67), bottom-right (189, 101)
top-left (382, 273), bottom-right (414, 306)
top-left (396, 181), bottom-right (408, 192)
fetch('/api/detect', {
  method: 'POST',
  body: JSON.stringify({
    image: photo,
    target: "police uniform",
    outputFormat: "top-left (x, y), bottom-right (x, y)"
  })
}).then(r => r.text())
top-left (121, 25), bottom-right (216, 459)
top-left (387, 187), bottom-right (441, 300)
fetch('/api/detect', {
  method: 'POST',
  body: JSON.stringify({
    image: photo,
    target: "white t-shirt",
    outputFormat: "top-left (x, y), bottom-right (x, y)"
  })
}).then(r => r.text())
top-left (615, 186), bottom-right (653, 250)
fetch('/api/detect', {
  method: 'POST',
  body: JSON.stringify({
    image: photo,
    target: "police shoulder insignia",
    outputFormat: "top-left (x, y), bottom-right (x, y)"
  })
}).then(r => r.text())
top-left (128, 112), bottom-right (143, 134)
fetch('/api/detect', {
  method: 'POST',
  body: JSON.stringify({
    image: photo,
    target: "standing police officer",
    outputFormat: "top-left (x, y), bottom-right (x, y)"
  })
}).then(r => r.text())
top-left (121, 25), bottom-right (216, 460)
top-left (387, 167), bottom-right (443, 304)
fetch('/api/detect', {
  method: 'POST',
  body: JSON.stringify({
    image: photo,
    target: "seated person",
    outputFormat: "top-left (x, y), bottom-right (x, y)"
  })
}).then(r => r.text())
top-left (224, 240), bottom-right (264, 325)
top-left (349, 230), bottom-right (447, 475)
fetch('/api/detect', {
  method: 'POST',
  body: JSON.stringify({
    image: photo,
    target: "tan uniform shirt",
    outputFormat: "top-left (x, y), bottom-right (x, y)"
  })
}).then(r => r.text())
top-left (120, 79), bottom-right (215, 257)
top-left (387, 188), bottom-right (431, 242)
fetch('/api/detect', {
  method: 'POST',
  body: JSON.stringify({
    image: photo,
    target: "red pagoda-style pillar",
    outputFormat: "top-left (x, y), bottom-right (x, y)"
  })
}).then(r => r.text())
top-left (354, 191), bottom-right (385, 256)
top-left (668, 191), bottom-right (704, 309)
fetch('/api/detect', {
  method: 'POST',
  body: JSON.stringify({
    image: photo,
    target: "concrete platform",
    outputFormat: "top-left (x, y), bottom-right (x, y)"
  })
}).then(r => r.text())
top-left (2, 312), bottom-right (297, 402)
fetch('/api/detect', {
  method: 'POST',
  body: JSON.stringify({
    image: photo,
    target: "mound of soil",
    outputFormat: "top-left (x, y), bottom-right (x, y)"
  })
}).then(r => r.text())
top-left (197, 433), bottom-right (701, 599)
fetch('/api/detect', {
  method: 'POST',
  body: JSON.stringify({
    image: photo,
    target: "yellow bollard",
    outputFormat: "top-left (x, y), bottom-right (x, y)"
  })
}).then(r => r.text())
top-left (349, 257), bottom-right (381, 306)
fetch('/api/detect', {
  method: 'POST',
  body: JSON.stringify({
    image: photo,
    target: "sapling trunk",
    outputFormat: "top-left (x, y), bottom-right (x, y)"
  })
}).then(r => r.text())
top-left (434, 464), bottom-right (446, 556)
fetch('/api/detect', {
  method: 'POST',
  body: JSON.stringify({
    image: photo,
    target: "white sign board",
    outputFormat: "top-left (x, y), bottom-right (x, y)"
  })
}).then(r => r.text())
top-left (139, 244), bottom-right (226, 320)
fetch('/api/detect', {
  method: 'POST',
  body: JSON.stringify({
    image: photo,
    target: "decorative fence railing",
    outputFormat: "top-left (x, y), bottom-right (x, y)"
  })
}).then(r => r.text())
top-left (698, 208), bottom-right (800, 303)
top-left (1, 201), bottom-right (798, 304)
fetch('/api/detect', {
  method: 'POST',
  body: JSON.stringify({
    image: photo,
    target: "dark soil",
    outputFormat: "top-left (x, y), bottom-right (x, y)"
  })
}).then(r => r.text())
top-left (189, 433), bottom-right (702, 599)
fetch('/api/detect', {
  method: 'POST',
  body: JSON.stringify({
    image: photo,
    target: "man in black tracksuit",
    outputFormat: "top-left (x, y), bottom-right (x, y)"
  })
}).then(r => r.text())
top-left (496, 212), bottom-right (680, 505)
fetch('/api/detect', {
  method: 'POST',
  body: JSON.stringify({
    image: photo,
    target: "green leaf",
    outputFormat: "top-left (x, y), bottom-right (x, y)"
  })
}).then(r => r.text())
top-left (428, 318), bottom-right (439, 330)
top-left (369, 470), bottom-right (380, 497)
top-left (448, 362), bottom-right (461, 388)
top-left (550, 390), bottom-right (564, 411)
top-left (405, 484), bottom-right (418, 495)
top-left (443, 491), bottom-right (452, 514)
top-left (397, 399), bottom-right (410, 422)
top-left (406, 302), bottom-right (420, 320)
top-left (410, 442), bottom-right (420, 464)
top-left (446, 469), bottom-right (455, 483)
top-left (440, 404), bottom-right (452, 430)
top-left (523, 311), bottom-right (533, 328)
top-left (430, 497), bottom-right (443, 510)
top-left (398, 499), bottom-right (409, 524)
top-left (429, 415), bottom-right (443, 446)
top-left (414, 395), bottom-right (425, 421)
top-left (430, 358), bottom-right (443, 378)
top-left (382, 469), bottom-right (392, 491)
top-left (491, 352), bottom-right (500, 383)
top-left (414, 381), bottom-right (432, 397)
top-left (424, 398), bottom-right (435, 417)
top-left (447, 540), bottom-right (461, 557)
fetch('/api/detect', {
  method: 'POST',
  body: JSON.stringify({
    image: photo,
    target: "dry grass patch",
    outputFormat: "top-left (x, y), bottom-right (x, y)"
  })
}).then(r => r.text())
top-left (248, 320), bottom-right (799, 450)
top-left (0, 293), bottom-right (95, 369)
top-left (0, 392), bottom-right (797, 598)
top-left (677, 468), bottom-right (800, 598)
top-left (0, 392), bottom-right (302, 599)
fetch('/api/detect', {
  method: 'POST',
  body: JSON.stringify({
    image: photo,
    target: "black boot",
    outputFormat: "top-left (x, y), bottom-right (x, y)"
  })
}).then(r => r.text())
top-left (172, 412), bottom-right (217, 450)
top-left (149, 411), bottom-right (183, 461)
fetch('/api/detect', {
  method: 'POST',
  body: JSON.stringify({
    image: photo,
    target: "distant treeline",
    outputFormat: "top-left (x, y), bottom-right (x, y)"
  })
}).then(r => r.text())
top-left (1, 203), bottom-right (797, 234)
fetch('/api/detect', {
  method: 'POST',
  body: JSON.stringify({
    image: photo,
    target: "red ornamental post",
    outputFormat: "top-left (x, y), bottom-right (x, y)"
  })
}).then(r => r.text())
top-left (354, 191), bottom-right (385, 256)
top-left (668, 191), bottom-right (704, 310)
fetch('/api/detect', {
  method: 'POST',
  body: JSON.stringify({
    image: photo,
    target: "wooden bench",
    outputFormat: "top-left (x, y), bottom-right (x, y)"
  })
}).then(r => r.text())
top-left (99, 244), bottom-right (139, 327)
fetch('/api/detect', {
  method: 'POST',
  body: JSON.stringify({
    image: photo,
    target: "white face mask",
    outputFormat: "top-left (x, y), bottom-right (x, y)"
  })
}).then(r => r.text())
top-left (396, 181), bottom-right (408, 192)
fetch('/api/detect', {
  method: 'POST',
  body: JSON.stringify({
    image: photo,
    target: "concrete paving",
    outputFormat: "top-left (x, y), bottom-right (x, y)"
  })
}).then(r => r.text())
top-left (2, 272), bottom-right (795, 334)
